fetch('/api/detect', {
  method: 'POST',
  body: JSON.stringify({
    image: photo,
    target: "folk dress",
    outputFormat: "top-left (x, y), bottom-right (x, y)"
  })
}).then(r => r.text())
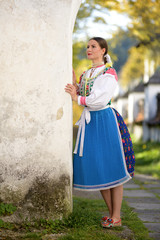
top-left (73, 64), bottom-right (135, 191)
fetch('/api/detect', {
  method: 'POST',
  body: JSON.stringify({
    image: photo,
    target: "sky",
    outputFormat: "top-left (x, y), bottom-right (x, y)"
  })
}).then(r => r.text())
top-left (74, 1), bottom-right (131, 40)
top-left (87, 10), bottom-right (131, 39)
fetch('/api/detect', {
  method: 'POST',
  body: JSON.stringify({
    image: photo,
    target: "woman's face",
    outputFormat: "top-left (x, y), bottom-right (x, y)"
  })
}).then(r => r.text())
top-left (86, 40), bottom-right (105, 62)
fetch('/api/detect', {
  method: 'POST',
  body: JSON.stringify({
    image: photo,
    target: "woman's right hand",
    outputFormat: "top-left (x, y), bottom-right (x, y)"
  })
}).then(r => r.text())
top-left (65, 84), bottom-right (78, 102)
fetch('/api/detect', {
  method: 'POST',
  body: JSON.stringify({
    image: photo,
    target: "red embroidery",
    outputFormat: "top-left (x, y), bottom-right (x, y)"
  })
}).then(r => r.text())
top-left (79, 72), bottom-right (86, 84)
top-left (106, 68), bottom-right (118, 81)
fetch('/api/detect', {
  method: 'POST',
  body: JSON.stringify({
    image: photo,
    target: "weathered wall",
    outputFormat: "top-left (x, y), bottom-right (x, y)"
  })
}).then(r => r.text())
top-left (128, 92), bottom-right (144, 123)
top-left (0, 0), bottom-right (81, 220)
top-left (144, 84), bottom-right (160, 121)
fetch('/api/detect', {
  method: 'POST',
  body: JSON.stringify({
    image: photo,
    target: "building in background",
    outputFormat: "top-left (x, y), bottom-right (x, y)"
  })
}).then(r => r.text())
top-left (143, 69), bottom-right (160, 142)
top-left (114, 68), bottom-right (160, 142)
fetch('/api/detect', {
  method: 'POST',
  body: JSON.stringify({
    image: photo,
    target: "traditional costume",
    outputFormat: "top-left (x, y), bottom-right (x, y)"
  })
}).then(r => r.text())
top-left (73, 63), bottom-right (135, 191)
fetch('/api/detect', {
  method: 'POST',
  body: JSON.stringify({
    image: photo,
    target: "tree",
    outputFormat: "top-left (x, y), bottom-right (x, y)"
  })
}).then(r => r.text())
top-left (73, 0), bottom-right (121, 39)
top-left (120, 0), bottom-right (160, 87)
top-left (120, 0), bottom-right (160, 46)
top-left (108, 28), bottom-right (137, 73)
top-left (73, 0), bottom-right (160, 90)
top-left (120, 46), bottom-right (145, 87)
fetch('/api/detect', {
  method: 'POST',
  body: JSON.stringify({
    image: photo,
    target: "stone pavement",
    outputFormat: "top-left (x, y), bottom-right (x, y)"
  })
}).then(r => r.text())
top-left (73, 174), bottom-right (160, 240)
top-left (124, 174), bottom-right (160, 240)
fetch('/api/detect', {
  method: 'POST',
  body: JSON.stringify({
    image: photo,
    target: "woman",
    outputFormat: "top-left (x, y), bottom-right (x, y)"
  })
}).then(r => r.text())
top-left (65, 37), bottom-right (135, 228)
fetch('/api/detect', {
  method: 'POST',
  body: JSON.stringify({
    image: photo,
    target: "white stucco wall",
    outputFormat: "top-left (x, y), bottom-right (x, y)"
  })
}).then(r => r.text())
top-left (0, 0), bottom-right (81, 220)
top-left (128, 92), bottom-right (144, 124)
top-left (144, 84), bottom-right (160, 121)
top-left (143, 84), bottom-right (160, 142)
top-left (116, 98), bottom-right (128, 119)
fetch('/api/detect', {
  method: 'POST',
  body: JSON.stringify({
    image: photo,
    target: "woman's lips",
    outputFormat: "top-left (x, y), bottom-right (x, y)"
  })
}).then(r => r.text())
top-left (87, 53), bottom-right (92, 56)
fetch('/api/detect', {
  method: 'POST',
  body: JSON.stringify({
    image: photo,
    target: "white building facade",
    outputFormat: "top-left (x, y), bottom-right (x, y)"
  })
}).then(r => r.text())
top-left (0, 0), bottom-right (81, 220)
top-left (143, 70), bottom-right (160, 142)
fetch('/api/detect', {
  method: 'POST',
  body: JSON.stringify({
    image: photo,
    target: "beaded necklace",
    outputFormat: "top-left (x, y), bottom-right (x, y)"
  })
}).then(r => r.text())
top-left (85, 62), bottom-right (112, 79)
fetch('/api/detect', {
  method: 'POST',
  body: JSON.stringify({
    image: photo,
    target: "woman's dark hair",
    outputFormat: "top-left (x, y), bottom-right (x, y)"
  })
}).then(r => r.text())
top-left (89, 37), bottom-right (108, 64)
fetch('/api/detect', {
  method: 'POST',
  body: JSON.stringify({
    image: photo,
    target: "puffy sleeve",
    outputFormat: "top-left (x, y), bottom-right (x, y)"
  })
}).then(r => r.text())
top-left (78, 72), bottom-right (118, 110)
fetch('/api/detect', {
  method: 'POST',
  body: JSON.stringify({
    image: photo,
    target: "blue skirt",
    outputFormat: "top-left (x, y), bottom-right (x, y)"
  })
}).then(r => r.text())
top-left (73, 107), bottom-right (135, 191)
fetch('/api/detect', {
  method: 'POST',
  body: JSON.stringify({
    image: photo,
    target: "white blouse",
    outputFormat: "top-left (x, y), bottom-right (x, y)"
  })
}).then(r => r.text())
top-left (77, 65), bottom-right (118, 110)
top-left (74, 65), bottom-right (118, 156)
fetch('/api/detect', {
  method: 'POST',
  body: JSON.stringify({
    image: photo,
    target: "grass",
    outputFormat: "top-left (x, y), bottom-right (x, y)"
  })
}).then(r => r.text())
top-left (132, 138), bottom-right (160, 179)
top-left (57, 197), bottom-right (152, 240)
top-left (0, 203), bottom-right (17, 216)
top-left (0, 197), bottom-right (153, 240)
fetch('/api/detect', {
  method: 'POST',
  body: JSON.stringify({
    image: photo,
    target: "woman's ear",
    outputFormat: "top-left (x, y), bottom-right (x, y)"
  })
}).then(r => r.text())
top-left (102, 48), bottom-right (106, 55)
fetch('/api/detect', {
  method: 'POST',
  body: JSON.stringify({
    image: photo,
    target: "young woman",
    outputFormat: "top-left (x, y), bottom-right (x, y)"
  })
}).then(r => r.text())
top-left (65, 37), bottom-right (135, 228)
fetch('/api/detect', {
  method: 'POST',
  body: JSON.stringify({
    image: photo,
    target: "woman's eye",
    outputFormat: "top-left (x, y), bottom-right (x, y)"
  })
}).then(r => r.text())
top-left (92, 45), bottom-right (95, 48)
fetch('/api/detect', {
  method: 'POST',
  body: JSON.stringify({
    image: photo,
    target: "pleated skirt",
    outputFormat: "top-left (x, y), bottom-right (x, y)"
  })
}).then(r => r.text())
top-left (73, 107), bottom-right (135, 191)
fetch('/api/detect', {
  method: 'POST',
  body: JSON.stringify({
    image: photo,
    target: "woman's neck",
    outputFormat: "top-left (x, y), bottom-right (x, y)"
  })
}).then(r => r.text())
top-left (92, 61), bottom-right (104, 68)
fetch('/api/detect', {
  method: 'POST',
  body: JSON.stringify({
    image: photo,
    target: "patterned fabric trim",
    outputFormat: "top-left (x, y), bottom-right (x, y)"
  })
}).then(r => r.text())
top-left (73, 175), bottom-right (130, 191)
top-left (79, 72), bottom-right (86, 85)
top-left (78, 67), bottom-right (118, 97)
top-left (112, 108), bottom-right (135, 177)
top-left (80, 96), bottom-right (86, 106)
top-left (106, 68), bottom-right (118, 81)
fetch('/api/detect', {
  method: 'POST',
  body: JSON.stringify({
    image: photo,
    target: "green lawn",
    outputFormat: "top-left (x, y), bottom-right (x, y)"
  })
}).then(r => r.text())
top-left (133, 138), bottom-right (160, 179)
top-left (0, 197), bottom-right (153, 240)
top-left (57, 197), bottom-right (152, 240)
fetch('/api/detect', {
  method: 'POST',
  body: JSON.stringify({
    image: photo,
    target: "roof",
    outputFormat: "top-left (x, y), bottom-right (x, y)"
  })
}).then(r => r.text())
top-left (121, 91), bottom-right (129, 98)
top-left (145, 68), bottom-right (160, 85)
top-left (131, 82), bottom-right (144, 93)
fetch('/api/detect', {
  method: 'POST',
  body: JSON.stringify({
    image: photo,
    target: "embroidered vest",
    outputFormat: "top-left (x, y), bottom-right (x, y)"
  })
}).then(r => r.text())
top-left (79, 67), bottom-right (116, 105)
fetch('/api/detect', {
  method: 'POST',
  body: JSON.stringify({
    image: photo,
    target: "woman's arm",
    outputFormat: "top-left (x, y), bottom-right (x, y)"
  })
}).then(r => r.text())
top-left (72, 69), bottom-right (79, 93)
top-left (65, 69), bottom-right (80, 101)
top-left (78, 73), bottom-right (118, 109)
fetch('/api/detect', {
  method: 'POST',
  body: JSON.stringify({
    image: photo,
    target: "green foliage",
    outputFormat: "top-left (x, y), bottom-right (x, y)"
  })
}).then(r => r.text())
top-left (73, 0), bottom-right (160, 87)
top-left (0, 197), bottom-right (153, 239)
top-left (108, 29), bottom-right (137, 73)
top-left (73, 0), bottom-right (120, 38)
top-left (0, 203), bottom-right (16, 231)
top-left (58, 230), bottom-right (121, 240)
top-left (122, 0), bottom-right (160, 44)
top-left (120, 45), bottom-right (145, 86)
top-left (73, 40), bottom-right (90, 71)
top-left (58, 198), bottom-right (121, 240)
top-left (133, 139), bottom-right (160, 179)
top-left (118, 0), bottom-right (160, 85)
top-left (0, 219), bottom-right (14, 230)
top-left (33, 198), bottom-right (103, 234)
top-left (23, 232), bottom-right (42, 239)
top-left (0, 202), bottom-right (17, 216)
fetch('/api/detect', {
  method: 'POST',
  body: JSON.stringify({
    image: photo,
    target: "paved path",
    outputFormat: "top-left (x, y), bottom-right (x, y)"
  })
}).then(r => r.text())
top-left (73, 174), bottom-right (160, 240)
top-left (124, 174), bottom-right (160, 240)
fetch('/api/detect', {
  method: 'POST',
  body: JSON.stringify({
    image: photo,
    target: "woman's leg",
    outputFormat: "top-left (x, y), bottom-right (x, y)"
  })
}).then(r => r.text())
top-left (100, 184), bottom-right (123, 221)
top-left (110, 184), bottom-right (123, 221)
top-left (100, 189), bottom-right (112, 218)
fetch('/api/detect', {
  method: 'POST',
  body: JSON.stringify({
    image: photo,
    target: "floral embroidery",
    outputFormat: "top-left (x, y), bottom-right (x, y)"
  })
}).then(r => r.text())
top-left (112, 108), bottom-right (135, 177)
top-left (79, 67), bottom-right (118, 97)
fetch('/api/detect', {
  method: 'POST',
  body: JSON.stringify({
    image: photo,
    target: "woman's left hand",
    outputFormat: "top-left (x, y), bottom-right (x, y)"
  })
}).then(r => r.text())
top-left (65, 84), bottom-right (78, 102)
